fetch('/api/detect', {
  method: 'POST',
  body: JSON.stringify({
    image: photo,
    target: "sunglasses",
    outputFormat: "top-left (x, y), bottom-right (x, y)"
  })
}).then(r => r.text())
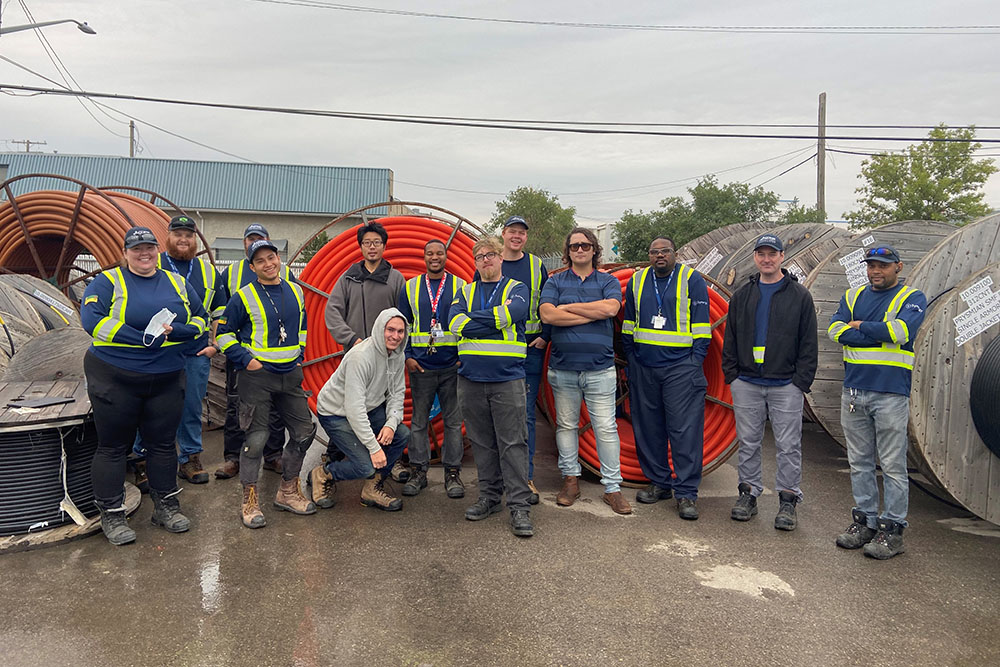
top-left (474, 251), bottom-right (499, 262)
top-left (568, 242), bottom-right (593, 252)
top-left (866, 247), bottom-right (897, 259)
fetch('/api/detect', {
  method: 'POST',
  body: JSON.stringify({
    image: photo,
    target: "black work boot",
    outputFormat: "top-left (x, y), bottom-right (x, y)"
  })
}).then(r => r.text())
top-left (465, 497), bottom-right (502, 521)
top-left (677, 497), bottom-right (699, 521)
top-left (99, 508), bottom-right (136, 546)
top-left (444, 467), bottom-right (465, 499)
top-left (402, 467), bottom-right (428, 497)
top-left (510, 509), bottom-right (534, 537)
top-left (636, 483), bottom-right (672, 504)
top-left (863, 519), bottom-right (906, 560)
top-left (150, 489), bottom-right (191, 533)
top-left (774, 491), bottom-right (799, 531)
top-left (731, 483), bottom-right (758, 521)
top-left (836, 509), bottom-right (877, 549)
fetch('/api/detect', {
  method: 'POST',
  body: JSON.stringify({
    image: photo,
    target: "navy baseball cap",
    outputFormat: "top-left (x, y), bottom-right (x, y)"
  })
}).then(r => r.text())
top-left (862, 245), bottom-right (901, 263)
top-left (168, 215), bottom-right (197, 232)
top-left (503, 215), bottom-right (529, 230)
top-left (754, 234), bottom-right (783, 252)
top-left (247, 239), bottom-right (279, 261)
top-left (244, 223), bottom-right (269, 239)
top-left (123, 226), bottom-right (158, 250)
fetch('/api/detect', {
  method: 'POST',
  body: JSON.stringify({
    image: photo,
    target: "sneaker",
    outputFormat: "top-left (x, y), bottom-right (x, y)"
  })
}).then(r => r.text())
top-left (150, 489), bottom-right (190, 533)
top-left (390, 461), bottom-right (411, 483)
top-left (402, 467), bottom-right (428, 497)
top-left (263, 457), bottom-right (284, 475)
top-left (132, 459), bottom-right (150, 494)
top-left (99, 509), bottom-right (136, 546)
top-left (309, 464), bottom-right (336, 509)
top-left (178, 454), bottom-right (209, 484)
top-left (603, 491), bottom-right (633, 515)
top-left (274, 478), bottom-right (317, 515)
top-left (863, 519), bottom-right (906, 560)
top-left (835, 509), bottom-right (876, 549)
top-left (510, 509), bottom-right (534, 537)
top-left (636, 483), bottom-right (672, 504)
top-left (241, 484), bottom-right (266, 529)
top-left (465, 497), bottom-right (502, 521)
top-left (444, 467), bottom-right (465, 499)
top-left (731, 483), bottom-right (758, 521)
top-left (527, 480), bottom-right (540, 505)
top-left (677, 497), bottom-right (699, 521)
top-left (774, 491), bottom-right (799, 531)
top-left (361, 477), bottom-right (402, 511)
top-left (215, 458), bottom-right (239, 479)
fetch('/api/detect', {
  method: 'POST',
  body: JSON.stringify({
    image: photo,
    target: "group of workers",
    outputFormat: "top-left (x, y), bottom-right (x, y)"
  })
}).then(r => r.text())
top-left (80, 214), bottom-right (925, 559)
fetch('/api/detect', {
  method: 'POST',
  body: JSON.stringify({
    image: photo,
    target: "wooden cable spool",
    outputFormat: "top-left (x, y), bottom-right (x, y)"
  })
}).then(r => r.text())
top-left (2, 327), bottom-right (92, 382)
top-left (675, 222), bottom-right (769, 270)
top-left (802, 220), bottom-right (956, 447)
top-left (0, 274), bottom-right (79, 330)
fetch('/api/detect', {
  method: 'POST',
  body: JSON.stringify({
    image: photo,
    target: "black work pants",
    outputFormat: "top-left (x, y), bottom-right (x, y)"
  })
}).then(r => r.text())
top-left (85, 350), bottom-right (184, 509)
top-left (223, 356), bottom-right (286, 462)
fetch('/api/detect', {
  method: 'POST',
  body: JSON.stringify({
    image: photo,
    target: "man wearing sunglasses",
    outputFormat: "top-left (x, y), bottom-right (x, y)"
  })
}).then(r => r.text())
top-left (622, 237), bottom-right (712, 520)
top-left (539, 228), bottom-right (631, 514)
top-left (828, 245), bottom-right (926, 559)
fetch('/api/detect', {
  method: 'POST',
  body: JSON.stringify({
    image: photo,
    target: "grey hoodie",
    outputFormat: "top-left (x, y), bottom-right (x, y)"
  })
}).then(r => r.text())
top-left (316, 307), bottom-right (407, 454)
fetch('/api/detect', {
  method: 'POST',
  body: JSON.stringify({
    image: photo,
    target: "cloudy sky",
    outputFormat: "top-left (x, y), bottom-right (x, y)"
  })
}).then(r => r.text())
top-left (2, 1), bottom-right (998, 228)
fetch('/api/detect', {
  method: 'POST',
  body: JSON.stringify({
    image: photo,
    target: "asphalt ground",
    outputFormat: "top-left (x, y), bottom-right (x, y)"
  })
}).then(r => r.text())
top-left (1, 417), bottom-right (998, 667)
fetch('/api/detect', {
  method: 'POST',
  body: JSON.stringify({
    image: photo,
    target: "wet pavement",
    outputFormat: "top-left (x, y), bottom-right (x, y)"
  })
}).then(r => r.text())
top-left (1, 419), bottom-right (999, 666)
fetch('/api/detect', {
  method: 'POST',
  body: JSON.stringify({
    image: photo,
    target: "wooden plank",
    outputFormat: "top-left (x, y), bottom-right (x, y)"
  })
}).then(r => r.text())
top-left (0, 380), bottom-right (90, 427)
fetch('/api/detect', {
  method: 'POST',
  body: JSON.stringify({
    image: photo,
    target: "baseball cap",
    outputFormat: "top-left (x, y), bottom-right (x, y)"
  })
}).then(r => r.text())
top-left (123, 226), bottom-right (158, 250)
top-left (503, 215), bottom-right (529, 230)
top-left (247, 239), bottom-right (279, 261)
top-left (862, 246), bottom-right (901, 263)
top-left (754, 234), bottom-right (783, 252)
top-left (244, 223), bottom-right (269, 239)
top-left (168, 215), bottom-right (197, 232)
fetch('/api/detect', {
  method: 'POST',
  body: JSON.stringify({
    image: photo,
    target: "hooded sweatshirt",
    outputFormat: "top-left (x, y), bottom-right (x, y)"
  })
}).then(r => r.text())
top-left (325, 259), bottom-right (406, 351)
top-left (316, 307), bottom-right (408, 454)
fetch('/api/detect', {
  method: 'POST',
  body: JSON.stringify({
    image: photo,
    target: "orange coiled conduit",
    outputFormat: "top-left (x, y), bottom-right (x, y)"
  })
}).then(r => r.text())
top-left (540, 266), bottom-right (737, 485)
top-left (299, 216), bottom-right (478, 449)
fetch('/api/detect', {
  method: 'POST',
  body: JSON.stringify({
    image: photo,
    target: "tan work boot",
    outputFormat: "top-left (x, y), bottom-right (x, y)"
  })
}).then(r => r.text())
top-left (241, 484), bottom-right (266, 529)
top-left (361, 476), bottom-right (402, 511)
top-left (178, 454), bottom-right (209, 484)
top-left (309, 464), bottom-right (336, 509)
top-left (556, 476), bottom-right (581, 507)
top-left (603, 491), bottom-right (633, 515)
top-left (274, 478), bottom-right (317, 515)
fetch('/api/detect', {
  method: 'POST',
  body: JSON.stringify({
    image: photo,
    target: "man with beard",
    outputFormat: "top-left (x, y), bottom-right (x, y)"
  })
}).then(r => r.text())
top-left (132, 215), bottom-right (225, 485)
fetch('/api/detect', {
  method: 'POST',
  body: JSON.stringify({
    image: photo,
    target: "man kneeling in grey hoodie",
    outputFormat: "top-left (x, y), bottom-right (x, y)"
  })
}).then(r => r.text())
top-left (310, 308), bottom-right (411, 511)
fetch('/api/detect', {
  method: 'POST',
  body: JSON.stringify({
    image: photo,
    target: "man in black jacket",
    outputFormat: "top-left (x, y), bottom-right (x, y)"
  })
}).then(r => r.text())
top-left (721, 234), bottom-right (817, 531)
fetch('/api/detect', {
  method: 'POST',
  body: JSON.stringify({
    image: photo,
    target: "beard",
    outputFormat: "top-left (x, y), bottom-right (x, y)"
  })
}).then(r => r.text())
top-left (166, 236), bottom-right (198, 261)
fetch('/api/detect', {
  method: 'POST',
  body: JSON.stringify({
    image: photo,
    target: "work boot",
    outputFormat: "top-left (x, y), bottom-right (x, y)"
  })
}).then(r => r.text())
top-left (444, 467), bottom-right (465, 499)
top-left (309, 464), bottom-right (336, 509)
top-left (241, 484), bottom-right (266, 529)
top-left (835, 509), bottom-right (876, 549)
top-left (361, 476), bottom-right (402, 511)
top-left (390, 460), bottom-right (410, 483)
top-left (677, 497), bottom-right (699, 521)
top-left (556, 476), bottom-right (581, 507)
top-left (402, 467), bottom-right (428, 497)
top-left (774, 491), bottom-right (799, 531)
top-left (99, 508), bottom-right (136, 546)
top-left (863, 519), bottom-right (906, 560)
top-left (731, 483), bottom-right (758, 521)
top-left (274, 478), bottom-right (317, 515)
top-left (215, 459), bottom-right (239, 479)
top-left (263, 457), bottom-right (284, 475)
top-left (150, 489), bottom-right (191, 533)
top-left (177, 454), bottom-right (209, 484)
top-left (636, 483), bottom-right (672, 504)
top-left (603, 491), bottom-right (633, 515)
top-left (465, 497), bottom-right (502, 521)
top-left (510, 509), bottom-right (534, 537)
top-left (132, 459), bottom-right (150, 494)
top-left (527, 480), bottom-right (540, 505)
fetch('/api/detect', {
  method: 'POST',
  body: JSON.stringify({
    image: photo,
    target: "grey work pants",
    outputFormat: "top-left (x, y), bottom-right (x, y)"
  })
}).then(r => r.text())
top-left (408, 364), bottom-right (464, 470)
top-left (730, 378), bottom-right (804, 499)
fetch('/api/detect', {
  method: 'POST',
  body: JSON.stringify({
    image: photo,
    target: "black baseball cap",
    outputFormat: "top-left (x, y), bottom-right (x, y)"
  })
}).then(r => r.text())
top-left (754, 234), bottom-right (783, 252)
top-left (503, 215), bottom-right (529, 230)
top-left (247, 239), bottom-right (279, 261)
top-left (168, 215), bottom-right (197, 232)
top-left (124, 226), bottom-right (158, 250)
top-left (244, 223), bottom-right (269, 239)
top-left (862, 246), bottom-right (901, 263)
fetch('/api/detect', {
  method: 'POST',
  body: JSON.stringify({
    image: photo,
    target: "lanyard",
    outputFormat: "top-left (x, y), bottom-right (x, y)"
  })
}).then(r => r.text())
top-left (651, 268), bottom-right (675, 317)
top-left (479, 279), bottom-right (504, 311)
top-left (256, 282), bottom-right (287, 343)
top-left (164, 254), bottom-right (195, 284)
top-left (424, 273), bottom-right (448, 323)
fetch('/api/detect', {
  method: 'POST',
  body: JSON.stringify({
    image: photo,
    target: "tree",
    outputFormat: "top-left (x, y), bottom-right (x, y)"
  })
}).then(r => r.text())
top-left (612, 176), bottom-right (780, 261)
top-left (299, 230), bottom-right (328, 263)
top-left (845, 125), bottom-right (997, 228)
top-left (777, 199), bottom-right (825, 225)
top-left (487, 187), bottom-right (576, 256)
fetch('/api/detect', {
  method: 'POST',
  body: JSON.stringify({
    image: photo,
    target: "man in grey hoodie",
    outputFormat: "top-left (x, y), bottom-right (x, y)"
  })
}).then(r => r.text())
top-left (310, 307), bottom-right (411, 511)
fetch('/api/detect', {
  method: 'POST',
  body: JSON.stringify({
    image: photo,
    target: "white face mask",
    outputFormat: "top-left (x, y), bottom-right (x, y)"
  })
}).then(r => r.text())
top-left (143, 307), bottom-right (177, 346)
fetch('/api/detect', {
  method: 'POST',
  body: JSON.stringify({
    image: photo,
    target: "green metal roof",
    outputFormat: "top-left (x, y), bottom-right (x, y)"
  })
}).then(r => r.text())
top-left (0, 153), bottom-right (392, 214)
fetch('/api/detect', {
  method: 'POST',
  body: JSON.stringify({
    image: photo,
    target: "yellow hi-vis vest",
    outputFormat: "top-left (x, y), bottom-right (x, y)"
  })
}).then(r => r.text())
top-left (621, 265), bottom-right (711, 347)
top-left (220, 280), bottom-right (306, 364)
top-left (158, 254), bottom-right (223, 318)
top-left (451, 280), bottom-right (527, 359)
top-left (404, 274), bottom-right (465, 349)
top-left (828, 285), bottom-right (918, 370)
top-left (524, 253), bottom-right (544, 335)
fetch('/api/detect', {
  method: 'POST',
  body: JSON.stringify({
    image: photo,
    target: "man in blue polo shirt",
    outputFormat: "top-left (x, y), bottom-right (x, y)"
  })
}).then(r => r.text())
top-left (539, 228), bottom-right (631, 515)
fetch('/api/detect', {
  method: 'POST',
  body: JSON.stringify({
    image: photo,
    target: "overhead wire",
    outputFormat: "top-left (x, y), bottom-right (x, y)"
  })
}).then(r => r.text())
top-left (754, 153), bottom-right (818, 187)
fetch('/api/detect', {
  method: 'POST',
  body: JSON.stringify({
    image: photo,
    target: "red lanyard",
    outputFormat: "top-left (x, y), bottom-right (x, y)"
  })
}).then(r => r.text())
top-left (425, 273), bottom-right (448, 324)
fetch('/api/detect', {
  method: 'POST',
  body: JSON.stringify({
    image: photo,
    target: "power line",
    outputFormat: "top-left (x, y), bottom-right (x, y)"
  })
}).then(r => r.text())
top-left (754, 153), bottom-right (818, 187)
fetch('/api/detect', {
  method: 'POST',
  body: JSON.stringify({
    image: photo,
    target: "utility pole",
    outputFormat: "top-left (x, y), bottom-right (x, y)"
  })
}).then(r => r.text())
top-left (816, 92), bottom-right (827, 222)
top-left (11, 139), bottom-right (46, 153)
top-left (129, 120), bottom-right (135, 157)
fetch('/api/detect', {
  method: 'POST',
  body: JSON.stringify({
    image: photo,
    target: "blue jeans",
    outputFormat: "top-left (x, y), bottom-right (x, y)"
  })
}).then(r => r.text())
top-left (133, 353), bottom-right (210, 464)
top-left (318, 403), bottom-right (410, 481)
top-left (840, 388), bottom-right (910, 527)
top-left (730, 379), bottom-right (804, 499)
top-left (524, 345), bottom-right (546, 480)
top-left (548, 366), bottom-right (622, 493)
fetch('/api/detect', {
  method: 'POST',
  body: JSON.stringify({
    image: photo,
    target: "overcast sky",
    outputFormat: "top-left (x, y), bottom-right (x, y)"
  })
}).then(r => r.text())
top-left (2, 1), bottom-right (999, 228)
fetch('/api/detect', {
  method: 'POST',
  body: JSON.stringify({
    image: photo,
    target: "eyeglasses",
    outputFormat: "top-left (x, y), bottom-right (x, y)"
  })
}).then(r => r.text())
top-left (648, 247), bottom-right (674, 256)
top-left (361, 240), bottom-right (384, 248)
top-left (568, 242), bottom-right (593, 252)
top-left (474, 251), bottom-right (499, 262)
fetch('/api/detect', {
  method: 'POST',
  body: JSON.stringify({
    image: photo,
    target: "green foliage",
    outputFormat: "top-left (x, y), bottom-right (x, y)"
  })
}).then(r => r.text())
top-left (299, 230), bottom-right (329, 263)
top-left (844, 125), bottom-right (997, 229)
top-left (777, 199), bottom-right (825, 225)
top-left (612, 176), bottom-right (780, 261)
top-left (487, 186), bottom-right (576, 256)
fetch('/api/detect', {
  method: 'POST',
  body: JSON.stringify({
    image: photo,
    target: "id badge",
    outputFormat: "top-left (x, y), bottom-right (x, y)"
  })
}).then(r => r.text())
top-left (652, 315), bottom-right (666, 330)
top-left (431, 323), bottom-right (444, 338)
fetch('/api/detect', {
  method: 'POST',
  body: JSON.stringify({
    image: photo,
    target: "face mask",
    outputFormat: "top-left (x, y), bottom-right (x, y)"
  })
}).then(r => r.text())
top-left (143, 308), bottom-right (177, 347)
